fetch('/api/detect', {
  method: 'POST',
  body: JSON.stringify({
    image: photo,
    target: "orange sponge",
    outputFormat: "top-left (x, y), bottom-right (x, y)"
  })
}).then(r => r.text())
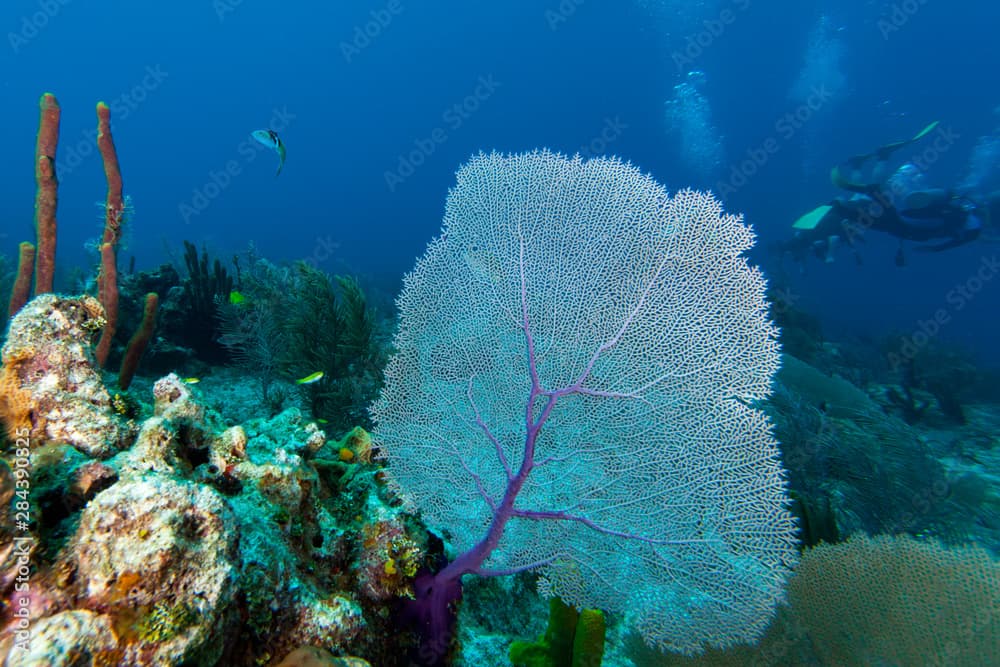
top-left (0, 349), bottom-right (36, 440)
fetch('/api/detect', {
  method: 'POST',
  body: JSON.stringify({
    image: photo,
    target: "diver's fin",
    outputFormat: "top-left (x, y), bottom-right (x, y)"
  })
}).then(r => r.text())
top-left (832, 121), bottom-right (941, 188)
top-left (873, 121), bottom-right (940, 161)
top-left (911, 120), bottom-right (940, 141)
top-left (792, 205), bottom-right (833, 230)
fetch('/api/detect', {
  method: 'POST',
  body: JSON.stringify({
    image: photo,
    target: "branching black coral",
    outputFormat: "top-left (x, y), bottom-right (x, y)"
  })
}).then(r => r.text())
top-left (180, 241), bottom-right (233, 362)
top-left (184, 241), bottom-right (233, 317)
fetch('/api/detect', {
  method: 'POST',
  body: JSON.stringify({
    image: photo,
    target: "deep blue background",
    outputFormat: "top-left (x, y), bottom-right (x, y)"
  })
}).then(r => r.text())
top-left (1, 1), bottom-right (998, 363)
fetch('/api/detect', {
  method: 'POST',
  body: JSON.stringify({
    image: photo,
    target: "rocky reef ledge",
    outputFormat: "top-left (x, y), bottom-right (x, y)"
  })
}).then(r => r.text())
top-left (0, 295), bottom-right (431, 666)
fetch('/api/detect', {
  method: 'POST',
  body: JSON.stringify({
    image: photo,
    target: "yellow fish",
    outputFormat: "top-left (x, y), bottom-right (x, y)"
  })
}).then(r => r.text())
top-left (182, 377), bottom-right (200, 384)
top-left (296, 371), bottom-right (324, 385)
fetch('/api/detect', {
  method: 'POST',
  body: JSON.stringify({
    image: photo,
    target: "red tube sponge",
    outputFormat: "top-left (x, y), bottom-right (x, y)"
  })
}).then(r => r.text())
top-left (94, 242), bottom-right (118, 368)
top-left (8, 242), bottom-right (36, 318)
top-left (33, 93), bottom-right (60, 295)
top-left (118, 293), bottom-right (158, 390)
top-left (96, 101), bottom-right (124, 247)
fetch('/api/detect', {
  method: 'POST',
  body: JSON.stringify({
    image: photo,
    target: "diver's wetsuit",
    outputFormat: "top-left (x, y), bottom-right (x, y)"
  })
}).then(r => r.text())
top-left (827, 188), bottom-right (983, 250)
top-left (780, 122), bottom-right (986, 264)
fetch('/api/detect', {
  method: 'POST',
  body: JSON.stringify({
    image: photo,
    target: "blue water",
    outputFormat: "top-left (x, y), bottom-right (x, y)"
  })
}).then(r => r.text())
top-left (2, 0), bottom-right (998, 363)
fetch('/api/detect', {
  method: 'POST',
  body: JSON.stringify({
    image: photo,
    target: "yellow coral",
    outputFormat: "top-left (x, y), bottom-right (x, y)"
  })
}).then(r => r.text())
top-left (111, 393), bottom-right (128, 415)
top-left (136, 601), bottom-right (196, 643)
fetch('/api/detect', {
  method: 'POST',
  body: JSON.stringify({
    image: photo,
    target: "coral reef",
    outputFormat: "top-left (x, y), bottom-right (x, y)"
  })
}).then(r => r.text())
top-left (1, 295), bottom-right (130, 457)
top-left (0, 297), bottom-right (427, 666)
top-left (454, 574), bottom-right (548, 666)
top-left (882, 338), bottom-right (980, 426)
top-left (356, 518), bottom-right (423, 600)
top-left (771, 351), bottom-right (998, 548)
top-left (6, 94), bottom-right (161, 392)
top-left (215, 256), bottom-right (387, 428)
top-left (68, 476), bottom-right (239, 664)
top-left (621, 535), bottom-right (1000, 667)
top-left (3, 83), bottom-right (997, 667)
top-left (275, 646), bottom-right (372, 667)
top-left (0, 610), bottom-right (118, 667)
top-left (282, 267), bottom-right (387, 432)
top-left (115, 262), bottom-right (197, 376)
top-left (789, 534), bottom-right (1000, 666)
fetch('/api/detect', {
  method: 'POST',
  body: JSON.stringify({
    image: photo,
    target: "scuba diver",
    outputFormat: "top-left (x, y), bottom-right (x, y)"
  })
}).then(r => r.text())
top-left (780, 121), bottom-right (992, 267)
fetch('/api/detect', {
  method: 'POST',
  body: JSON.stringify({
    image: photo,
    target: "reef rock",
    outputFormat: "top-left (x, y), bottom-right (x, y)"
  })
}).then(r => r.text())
top-left (69, 476), bottom-right (239, 666)
top-left (0, 610), bottom-right (117, 667)
top-left (0, 294), bottom-right (130, 457)
top-left (275, 646), bottom-right (372, 667)
top-left (0, 350), bottom-right (424, 665)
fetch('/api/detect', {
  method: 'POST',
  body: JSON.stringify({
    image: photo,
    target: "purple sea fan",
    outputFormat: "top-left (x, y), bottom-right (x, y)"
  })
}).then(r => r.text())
top-left (370, 150), bottom-right (798, 659)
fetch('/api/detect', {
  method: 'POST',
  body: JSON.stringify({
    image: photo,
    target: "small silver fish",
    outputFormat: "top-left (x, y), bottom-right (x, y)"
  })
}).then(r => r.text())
top-left (251, 129), bottom-right (286, 176)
